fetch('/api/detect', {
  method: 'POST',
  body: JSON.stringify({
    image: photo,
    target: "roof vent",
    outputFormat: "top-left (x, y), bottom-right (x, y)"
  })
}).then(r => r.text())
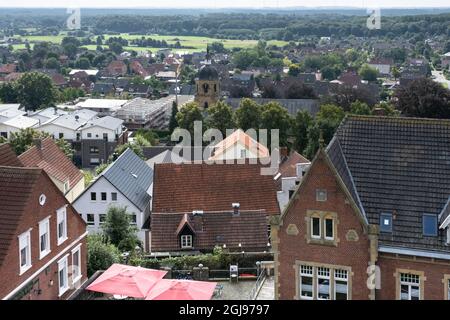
top-left (131, 173), bottom-right (138, 178)
top-left (232, 203), bottom-right (240, 216)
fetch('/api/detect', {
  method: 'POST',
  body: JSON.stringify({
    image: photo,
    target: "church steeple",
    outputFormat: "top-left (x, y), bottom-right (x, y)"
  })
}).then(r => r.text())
top-left (205, 44), bottom-right (211, 65)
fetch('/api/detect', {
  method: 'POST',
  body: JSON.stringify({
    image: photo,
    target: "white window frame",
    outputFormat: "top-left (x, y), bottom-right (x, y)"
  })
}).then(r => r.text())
top-left (400, 273), bottom-right (421, 300)
top-left (18, 229), bottom-right (32, 275)
top-left (58, 255), bottom-right (69, 297)
top-left (181, 235), bottom-right (193, 248)
top-left (111, 192), bottom-right (118, 202)
top-left (86, 214), bottom-right (95, 226)
top-left (334, 269), bottom-right (348, 300)
top-left (57, 207), bottom-right (68, 246)
top-left (101, 192), bottom-right (107, 202)
top-left (324, 218), bottom-right (334, 240)
top-left (39, 217), bottom-right (51, 259)
top-left (240, 149), bottom-right (247, 158)
top-left (299, 265), bottom-right (314, 300)
top-left (317, 267), bottom-right (331, 300)
top-left (63, 181), bottom-right (70, 194)
top-left (71, 245), bottom-right (82, 284)
top-left (311, 217), bottom-right (321, 239)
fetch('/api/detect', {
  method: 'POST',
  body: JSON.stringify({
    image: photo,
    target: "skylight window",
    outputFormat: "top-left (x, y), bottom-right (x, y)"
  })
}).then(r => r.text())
top-left (423, 214), bottom-right (438, 237)
top-left (380, 213), bottom-right (392, 233)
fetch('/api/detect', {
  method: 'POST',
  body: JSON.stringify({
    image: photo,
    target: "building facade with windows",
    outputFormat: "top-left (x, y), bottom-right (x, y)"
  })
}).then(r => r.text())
top-left (0, 166), bottom-right (87, 300)
top-left (272, 116), bottom-right (450, 300)
top-left (72, 148), bottom-right (153, 251)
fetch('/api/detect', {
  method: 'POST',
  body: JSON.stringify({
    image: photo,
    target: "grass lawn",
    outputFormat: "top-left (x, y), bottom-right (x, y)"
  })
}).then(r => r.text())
top-left (12, 33), bottom-right (288, 53)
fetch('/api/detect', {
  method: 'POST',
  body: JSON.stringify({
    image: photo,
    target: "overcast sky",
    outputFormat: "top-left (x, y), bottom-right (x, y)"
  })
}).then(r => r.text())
top-left (1, 0), bottom-right (449, 8)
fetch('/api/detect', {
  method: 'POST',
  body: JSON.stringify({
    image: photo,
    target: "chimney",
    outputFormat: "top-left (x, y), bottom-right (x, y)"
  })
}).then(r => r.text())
top-left (34, 139), bottom-right (42, 151)
top-left (232, 203), bottom-right (240, 216)
top-left (372, 107), bottom-right (386, 116)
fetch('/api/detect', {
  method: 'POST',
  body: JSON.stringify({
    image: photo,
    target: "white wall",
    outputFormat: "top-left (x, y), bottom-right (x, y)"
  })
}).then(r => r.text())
top-left (277, 163), bottom-right (311, 211)
top-left (72, 176), bottom-right (147, 244)
top-left (80, 127), bottom-right (117, 142)
top-left (368, 64), bottom-right (390, 75)
top-left (38, 123), bottom-right (78, 141)
top-left (213, 141), bottom-right (260, 160)
top-left (0, 124), bottom-right (33, 139)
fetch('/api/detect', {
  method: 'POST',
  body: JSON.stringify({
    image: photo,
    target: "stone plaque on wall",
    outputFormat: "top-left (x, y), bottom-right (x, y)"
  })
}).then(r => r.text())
top-left (346, 229), bottom-right (359, 242)
top-left (286, 224), bottom-right (299, 236)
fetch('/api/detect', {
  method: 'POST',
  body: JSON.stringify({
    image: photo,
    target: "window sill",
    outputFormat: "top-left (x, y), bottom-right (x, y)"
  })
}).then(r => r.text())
top-left (57, 237), bottom-right (68, 246)
top-left (39, 250), bottom-right (51, 260)
top-left (306, 238), bottom-right (338, 247)
top-left (19, 264), bottom-right (32, 276)
top-left (72, 275), bottom-right (82, 285)
top-left (58, 286), bottom-right (70, 297)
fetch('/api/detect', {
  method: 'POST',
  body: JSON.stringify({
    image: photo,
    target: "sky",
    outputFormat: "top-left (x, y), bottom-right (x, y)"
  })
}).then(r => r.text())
top-left (1, 0), bottom-right (450, 8)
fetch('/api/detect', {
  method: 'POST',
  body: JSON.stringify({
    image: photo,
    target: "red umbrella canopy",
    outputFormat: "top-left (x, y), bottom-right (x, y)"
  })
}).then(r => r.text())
top-left (87, 264), bottom-right (167, 298)
top-left (145, 279), bottom-right (217, 300)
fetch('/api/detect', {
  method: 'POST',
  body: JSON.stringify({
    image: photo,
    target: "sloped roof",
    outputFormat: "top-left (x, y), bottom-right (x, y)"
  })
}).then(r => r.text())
top-left (18, 137), bottom-right (83, 187)
top-left (152, 162), bottom-right (280, 215)
top-left (146, 150), bottom-right (188, 169)
top-left (0, 166), bottom-right (42, 266)
top-left (0, 144), bottom-right (23, 167)
top-left (101, 148), bottom-right (153, 211)
top-left (209, 129), bottom-right (269, 160)
top-left (278, 151), bottom-right (310, 178)
top-left (327, 115), bottom-right (450, 251)
top-left (83, 116), bottom-right (123, 131)
top-left (151, 210), bottom-right (268, 252)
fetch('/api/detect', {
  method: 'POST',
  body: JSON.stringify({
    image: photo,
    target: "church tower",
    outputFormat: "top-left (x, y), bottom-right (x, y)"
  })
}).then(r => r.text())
top-left (195, 45), bottom-right (220, 109)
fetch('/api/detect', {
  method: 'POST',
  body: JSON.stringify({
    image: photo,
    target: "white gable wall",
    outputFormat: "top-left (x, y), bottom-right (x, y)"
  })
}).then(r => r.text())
top-left (72, 176), bottom-right (147, 244)
top-left (38, 123), bottom-right (78, 140)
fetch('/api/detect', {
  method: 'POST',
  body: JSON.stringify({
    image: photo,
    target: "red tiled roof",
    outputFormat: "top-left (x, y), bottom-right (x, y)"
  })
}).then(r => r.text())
top-left (209, 129), bottom-right (269, 160)
top-left (0, 144), bottom-right (23, 167)
top-left (151, 210), bottom-right (269, 252)
top-left (0, 166), bottom-right (42, 266)
top-left (152, 163), bottom-right (280, 215)
top-left (278, 152), bottom-right (310, 178)
top-left (18, 138), bottom-right (83, 188)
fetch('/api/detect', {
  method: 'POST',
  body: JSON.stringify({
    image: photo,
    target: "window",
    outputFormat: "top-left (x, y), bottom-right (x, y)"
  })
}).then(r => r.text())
top-left (72, 246), bottom-right (82, 284)
top-left (90, 192), bottom-right (96, 201)
top-left (423, 214), bottom-right (438, 236)
top-left (99, 214), bottom-right (106, 224)
top-left (19, 230), bottom-right (32, 274)
top-left (311, 217), bottom-right (321, 239)
top-left (130, 214), bottom-right (137, 224)
top-left (380, 213), bottom-right (392, 233)
top-left (447, 279), bottom-right (450, 300)
top-left (317, 267), bottom-right (331, 300)
top-left (1, 132), bottom-right (7, 138)
top-left (289, 190), bottom-right (295, 199)
top-left (111, 192), bottom-right (117, 201)
top-left (101, 192), bottom-right (107, 201)
top-left (90, 146), bottom-right (99, 154)
top-left (86, 214), bottom-right (95, 226)
top-left (334, 269), bottom-right (348, 300)
top-left (58, 256), bottom-right (69, 296)
top-left (103, 133), bottom-right (108, 140)
top-left (39, 218), bottom-right (50, 259)
top-left (400, 273), bottom-right (420, 300)
top-left (325, 218), bottom-right (334, 240)
top-left (181, 235), bottom-right (193, 248)
top-left (57, 207), bottom-right (68, 246)
top-left (87, 133), bottom-right (92, 138)
top-left (59, 133), bottom-right (64, 139)
top-left (300, 265), bottom-right (314, 299)
top-left (316, 189), bottom-right (327, 202)
top-left (240, 149), bottom-right (247, 158)
top-left (90, 158), bottom-right (100, 165)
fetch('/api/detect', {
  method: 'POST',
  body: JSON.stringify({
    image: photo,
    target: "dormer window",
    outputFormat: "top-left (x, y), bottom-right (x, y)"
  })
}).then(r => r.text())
top-left (423, 214), bottom-right (438, 237)
top-left (181, 235), bottom-right (193, 248)
top-left (380, 213), bottom-right (392, 233)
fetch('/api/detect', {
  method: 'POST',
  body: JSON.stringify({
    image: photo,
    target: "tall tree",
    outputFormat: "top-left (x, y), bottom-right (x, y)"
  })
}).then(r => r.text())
top-left (175, 102), bottom-right (204, 134)
top-left (293, 110), bottom-right (313, 153)
top-left (102, 206), bottom-right (140, 252)
top-left (394, 78), bottom-right (450, 118)
top-left (16, 72), bottom-right (57, 111)
top-left (359, 64), bottom-right (379, 82)
top-left (0, 83), bottom-right (18, 103)
top-left (260, 102), bottom-right (292, 147)
top-left (8, 128), bottom-right (50, 155)
top-left (234, 98), bottom-right (261, 131)
top-left (87, 234), bottom-right (120, 277)
top-left (206, 101), bottom-right (235, 135)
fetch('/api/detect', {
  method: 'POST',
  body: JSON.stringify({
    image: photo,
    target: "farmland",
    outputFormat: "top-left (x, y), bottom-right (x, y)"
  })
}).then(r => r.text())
top-left (11, 33), bottom-right (288, 53)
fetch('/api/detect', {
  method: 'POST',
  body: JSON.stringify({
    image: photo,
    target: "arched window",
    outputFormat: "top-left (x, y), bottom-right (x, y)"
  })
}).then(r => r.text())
top-left (203, 83), bottom-right (209, 94)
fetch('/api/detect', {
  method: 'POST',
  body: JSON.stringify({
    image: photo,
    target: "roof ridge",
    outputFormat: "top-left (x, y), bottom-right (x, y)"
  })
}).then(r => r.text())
top-left (346, 114), bottom-right (450, 124)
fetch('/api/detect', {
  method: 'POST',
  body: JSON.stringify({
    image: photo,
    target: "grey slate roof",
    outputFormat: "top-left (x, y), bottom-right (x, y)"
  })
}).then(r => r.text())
top-left (101, 148), bottom-right (153, 211)
top-left (327, 115), bottom-right (450, 252)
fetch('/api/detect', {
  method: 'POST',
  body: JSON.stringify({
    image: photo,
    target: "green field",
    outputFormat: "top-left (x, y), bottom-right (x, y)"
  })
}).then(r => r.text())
top-left (12, 33), bottom-right (288, 53)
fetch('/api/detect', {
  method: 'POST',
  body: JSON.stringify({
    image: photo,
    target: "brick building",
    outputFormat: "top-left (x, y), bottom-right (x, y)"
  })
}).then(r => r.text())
top-left (272, 116), bottom-right (450, 300)
top-left (0, 164), bottom-right (87, 300)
